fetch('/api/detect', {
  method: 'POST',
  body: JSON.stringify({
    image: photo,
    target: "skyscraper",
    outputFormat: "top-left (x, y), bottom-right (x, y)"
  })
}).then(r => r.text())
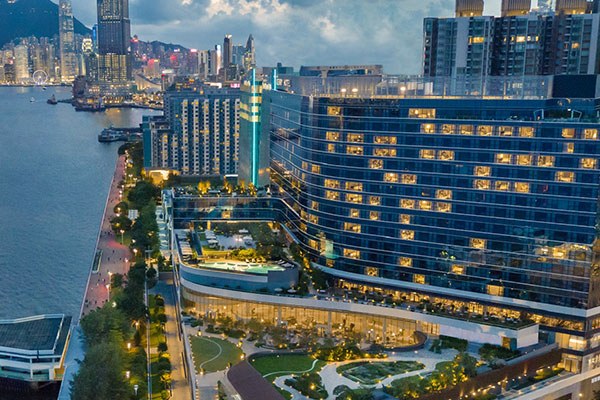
top-left (455, 0), bottom-right (484, 16)
top-left (97, 0), bottom-right (131, 82)
top-left (243, 34), bottom-right (255, 73)
top-left (223, 35), bottom-right (233, 70)
top-left (501, 0), bottom-right (531, 16)
top-left (58, 0), bottom-right (78, 83)
top-left (13, 45), bottom-right (29, 83)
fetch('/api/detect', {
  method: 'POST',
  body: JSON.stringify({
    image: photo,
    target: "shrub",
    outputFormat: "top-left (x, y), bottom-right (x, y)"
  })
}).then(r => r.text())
top-left (157, 342), bottom-right (168, 353)
top-left (479, 343), bottom-right (520, 361)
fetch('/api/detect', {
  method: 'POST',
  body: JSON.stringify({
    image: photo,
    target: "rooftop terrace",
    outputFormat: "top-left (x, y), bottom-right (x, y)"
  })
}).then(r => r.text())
top-left (0, 314), bottom-right (71, 354)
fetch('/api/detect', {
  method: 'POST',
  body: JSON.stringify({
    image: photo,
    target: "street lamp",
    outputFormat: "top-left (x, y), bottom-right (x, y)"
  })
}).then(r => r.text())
top-left (120, 229), bottom-right (124, 244)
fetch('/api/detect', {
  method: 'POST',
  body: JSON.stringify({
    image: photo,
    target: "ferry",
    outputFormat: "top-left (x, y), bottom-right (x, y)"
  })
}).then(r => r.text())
top-left (47, 95), bottom-right (57, 105)
top-left (98, 128), bottom-right (123, 142)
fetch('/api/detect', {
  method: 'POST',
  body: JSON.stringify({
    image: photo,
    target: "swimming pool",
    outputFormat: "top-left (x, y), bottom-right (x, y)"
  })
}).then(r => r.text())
top-left (201, 261), bottom-right (285, 275)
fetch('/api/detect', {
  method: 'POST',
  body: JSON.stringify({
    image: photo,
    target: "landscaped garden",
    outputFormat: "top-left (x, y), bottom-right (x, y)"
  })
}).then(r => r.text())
top-left (189, 336), bottom-right (243, 373)
top-left (336, 360), bottom-right (425, 385)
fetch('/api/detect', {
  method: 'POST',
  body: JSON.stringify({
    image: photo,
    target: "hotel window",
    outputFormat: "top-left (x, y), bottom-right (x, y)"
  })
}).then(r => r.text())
top-left (499, 126), bottom-right (513, 136)
top-left (437, 202), bottom-right (451, 212)
top-left (369, 211), bottom-right (380, 220)
top-left (474, 179), bottom-right (491, 190)
top-left (585, 129), bottom-right (598, 140)
top-left (302, 161), bottom-right (308, 170)
top-left (327, 106), bottom-right (341, 116)
top-left (581, 158), bottom-right (597, 169)
top-left (343, 248), bottom-right (360, 259)
top-left (325, 190), bottom-right (340, 200)
top-left (308, 214), bottom-right (318, 224)
top-left (327, 143), bottom-right (335, 152)
top-left (515, 182), bottom-right (530, 193)
top-left (423, 123), bottom-right (435, 133)
top-left (400, 214), bottom-right (411, 224)
top-left (347, 145), bottom-right (363, 155)
top-left (474, 166), bottom-right (491, 176)
top-left (565, 143), bottom-right (574, 153)
top-left (562, 128), bottom-right (575, 138)
top-left (537, 155), bottom-right (554, 167)
top-left (401, 199), bottom-right (415, 209)
top-left (496, 153), bottom-right (512, 164)
top-left (369, 196), bottom-right (381, 205)
top-left (436, 189), bottom-right (452, 200)
top-left (419, 200), bottom-right (433, 210)
top-left (470, 36), bottom-right (485, 43)
top-left (370, 159), bottom-right (383, 169)
top-left (374, 136), bottom-right (397, 144)
top-left (517, 154), bottom-right (532, 165)
top-left (312, 164), bottom-right (321, 174)
top-left (401, 230), bottom-right (415, 240)
top-left (401, 174), bottom-right (417, 184)
top-left (345, 182), bottom-right (363, 191)
top-left (383, 173), bottom-right (398, 183)
top-left (460, 125), bottom-right (474, 135)
top-left (309, 239), bottom-right (319, 250)
top-left (471, 238), bottom-right (486, 249)
top-left (326, 131), bottom-right (340, 141)
top-left (349, 209), bottom-right (360, 218)
top-left (442, 124), bottom-right (455, 134)
top-left (495, 181), bottom-right (510, 191)
top-left (519, 127), bottom-right (534, 137)
top-left (373, 148), bottom-right (396, 157)
top-left (399, 257), bottom-right (412, 267)
top-left (344, 222), bottom-right (361, 233)
top-left (346, 193), bottom-right (363, 203)
top-left (324, 179), bottom-right (340, 189)
top-left (409, 108), bottom-right (435, 118)
top-left (347, 133), bottom-right (364, 143)
top-left (478, 126), bottom-right (492, 136)
top-left (556, 171), bottom-right (575, 182)
top-left (451, 265), bottom-right (464, 275)
top-left (413, 274), bottom-right (425, 284)
top-left (420, 149), bottom-right (435, 159)
top-left (310, 201), bottom-right (319, 210)
top-left (365, 267), bottom-right (379, 277)
top-left (487, 285), bottom-right (504, 296)
top-left (438, 150), bottom-right (454, 160)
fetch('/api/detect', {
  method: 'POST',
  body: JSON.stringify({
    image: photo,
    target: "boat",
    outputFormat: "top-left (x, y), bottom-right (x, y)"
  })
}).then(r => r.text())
top-left (47, 95), bottom-right (57, 105)
top-left (98, 127), bottom-right (124, 143)
top-left (30, 97), bottom-right (35, 103)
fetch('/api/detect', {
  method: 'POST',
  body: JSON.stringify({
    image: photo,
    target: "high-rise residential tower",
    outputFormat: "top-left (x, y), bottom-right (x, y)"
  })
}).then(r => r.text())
top-left (97, 0), bottom-right (131, 82)
top-left (58, 0), bottom-right (78, 83)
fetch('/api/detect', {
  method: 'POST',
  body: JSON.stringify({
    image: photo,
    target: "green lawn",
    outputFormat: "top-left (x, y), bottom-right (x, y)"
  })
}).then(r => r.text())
top-left (336, 361), bottom-right (425, 385)
top-left (189, 336), bottom-right (243, 373)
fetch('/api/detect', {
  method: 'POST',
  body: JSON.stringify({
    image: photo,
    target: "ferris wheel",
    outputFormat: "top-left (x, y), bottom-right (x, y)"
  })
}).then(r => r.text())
top-left (32, 70), bottom-right (49, 85)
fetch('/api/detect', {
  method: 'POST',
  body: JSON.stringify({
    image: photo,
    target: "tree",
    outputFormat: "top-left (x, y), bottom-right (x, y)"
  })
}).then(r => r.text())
top-left (146, 266), bottom-right (157, 280)
top-left (113, 201), bottom-right (129, 215)
top-left (128, 180), bottom-right (160, 209)
top-left (158, 341), bottom-right (168, 353)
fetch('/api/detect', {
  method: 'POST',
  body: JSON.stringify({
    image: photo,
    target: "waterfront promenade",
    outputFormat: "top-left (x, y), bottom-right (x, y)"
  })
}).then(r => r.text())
top-left (80, 155), bottom-right (131, 318)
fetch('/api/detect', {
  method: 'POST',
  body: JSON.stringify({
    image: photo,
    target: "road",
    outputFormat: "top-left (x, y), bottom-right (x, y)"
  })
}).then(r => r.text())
top-left (151, 278), bottom-right (192, 400)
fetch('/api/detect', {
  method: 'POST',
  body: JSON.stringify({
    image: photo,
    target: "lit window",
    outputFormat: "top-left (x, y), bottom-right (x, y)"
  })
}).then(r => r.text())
top-left (400, 199), bottom-right (415, 209)
top-left (562, 128), bottom-right (575, 138)
top-left (556, 171), bottom-right (575, 182)
top-left (451, 265), bottom-right (464, 275)
top-left (487, 285), bottom-right (504, 296)
top-left (519, 127), bottom-right (534, 137)
top-left (499, 126), bottom-right (513, 136)
top-left (346, 193), bottom-right (362, 203)
top-left (478, 126), bottom-right (492, 136)
top-left (419, 200), bottom-right (432, 210)
top-left (302, 161), bottom-right (308, 170)
top-left (309, 239), bottom-right (319, 250)
top-left (471, 238), bottom-right (486, 249)
top-left (369, 211), bottom-right (379, 220)
top-left (496, 153), bottom-right (512, 164)
top-left (474, 166), bottom-right (491, 176)
top-left (399, 257), bottom-right (412, 267)
top-left (373, 148), bottom-right (396, 157)
top-left (495, 181), bottom-right (510, 191)
top-left (516, 36), bottom-right (526, 42)
top-left (311, 201), bottom-right (319, 210)
top-left (383, 173), bottom-right (398, 183)
top-left (365, 267), bottom-right (378, 277)
top-left (400, 214), bottom-right (411, 224)
top-left (423, 124), bottom-right (435, 133)
top-left (517, 155), bottom-right (532, 165)
top-left (581, 158), bottom-right (597, 169)
top-left (409, 108), bottom-right (435, 118)
top-left (369, 196), bottom-right (381, 205)
top-left (436, 189), bottom-right (452, 200)
top-left (437, 202), bottom-right (451, 212)
top-left (438, 150), bottom-right (454, 160)
top-left (474, 179), bottom-right (491, 190)
top-left (401, 174), bottom-right (417, 184)
top-left (345, 182), bottom-right (362, 191)
top-left (515, 182), bottom-right (529, 193)
top-left (324, 179), bottom-right (339, 189)
top-left (326, 190), bottom-right (339, 200)
top-left (537, 155), bottom-right (554, 167)
top-left (326, 259), bottom-right (334, 267)
top-left (349, 209), bottom-right (359, 218)
top-left (370, 159), bottom-right (383, 169)
top-left (460, 125), bottom-right (473, 135)
top-left (585, 129), bottom-right (598, 140)
top-left (374, 136), bottom-right (396, 144)
top-left (565, 143), bottom-right (574, 153)
top-left (326, 131), bottom-right (340, 141)
top-left (442, 124), bottom-right (455, 134)
top-left (347, 145), bottom-right (363, 155)
top-left (420, 149), bottom-right (435, 159)
top-left (470, 36), bottom-right (485, 43)
top-left (308, 214), bottom-right (318, 224)
top-left (347, 133), bottom-right (364, 143)
top-left (413, 274), bottom-right (425, 284)
top-left (343, 248), bottom-right (360, 259)
top-left (327, 106), bottom-right (341, 116)
top-left (344, 222), bottom-right (361, 233)
top-left (401, 230), bottom-right (415, 240)
top-left (327, 143), bottom-right (335, 152)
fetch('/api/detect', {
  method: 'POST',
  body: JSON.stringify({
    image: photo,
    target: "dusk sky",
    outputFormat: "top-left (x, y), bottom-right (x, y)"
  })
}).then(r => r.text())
top-left (68, 0), bottom-right (542, 74)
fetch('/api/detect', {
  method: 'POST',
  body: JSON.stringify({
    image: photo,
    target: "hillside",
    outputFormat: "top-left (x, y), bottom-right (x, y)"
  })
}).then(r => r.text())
top-left (0, 0), bottom-right (90, 46)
